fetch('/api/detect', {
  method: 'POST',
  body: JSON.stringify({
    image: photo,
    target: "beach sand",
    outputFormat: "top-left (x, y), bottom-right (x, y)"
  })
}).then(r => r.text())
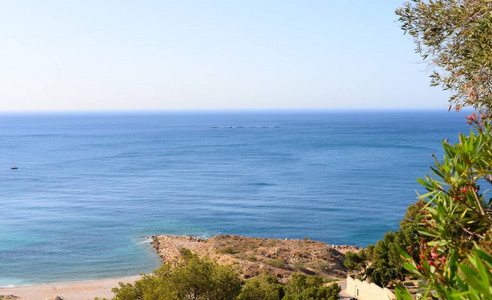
top-left (0, 276), bottom-right (140, 300)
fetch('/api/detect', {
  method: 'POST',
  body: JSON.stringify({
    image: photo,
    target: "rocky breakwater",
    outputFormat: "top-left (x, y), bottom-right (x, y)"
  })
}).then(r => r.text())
top-left (150, 234), bottom-right (361, 283)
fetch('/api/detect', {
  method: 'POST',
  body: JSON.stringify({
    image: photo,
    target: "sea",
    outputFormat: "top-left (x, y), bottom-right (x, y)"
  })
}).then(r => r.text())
top-left (0, 110), bottom-right (470, 286)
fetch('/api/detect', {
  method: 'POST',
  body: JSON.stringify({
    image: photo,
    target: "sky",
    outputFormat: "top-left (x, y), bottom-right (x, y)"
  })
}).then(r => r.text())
top-left (0, 0), bottom-right (450, 111)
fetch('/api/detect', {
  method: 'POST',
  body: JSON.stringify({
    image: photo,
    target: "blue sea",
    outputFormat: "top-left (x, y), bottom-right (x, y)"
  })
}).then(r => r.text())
top-left (0, 110), bottom-right (469, 286)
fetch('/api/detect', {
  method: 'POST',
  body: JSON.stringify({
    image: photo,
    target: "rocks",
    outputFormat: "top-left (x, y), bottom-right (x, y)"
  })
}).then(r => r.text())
top-left (0, 295), bottom-right (19, 300)
top-left (150, 234), bottom-right (361, 283)
top-left (151, 235), bottom-right (205, 263)
top-left (331, 245), bottom-right (361, 254)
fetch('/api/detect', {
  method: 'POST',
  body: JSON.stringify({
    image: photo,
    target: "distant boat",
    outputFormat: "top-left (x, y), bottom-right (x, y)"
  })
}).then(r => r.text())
top-left (10, 166), bottom-right (18, 170)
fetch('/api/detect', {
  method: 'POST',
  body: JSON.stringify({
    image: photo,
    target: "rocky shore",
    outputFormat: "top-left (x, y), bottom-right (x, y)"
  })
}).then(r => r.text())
top-left (1, 235), bottom-right (360, 299)
top-left (150, 234), bottom-right (360, 283)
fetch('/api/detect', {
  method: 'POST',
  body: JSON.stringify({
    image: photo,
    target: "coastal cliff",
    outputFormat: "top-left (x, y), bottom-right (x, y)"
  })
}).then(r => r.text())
top-left (150, 234), bottom-right (360, 283)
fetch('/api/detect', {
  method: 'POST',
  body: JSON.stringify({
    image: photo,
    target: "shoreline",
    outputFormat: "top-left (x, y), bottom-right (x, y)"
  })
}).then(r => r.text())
top-left (0, 275), bottom-right (139, 289)
top-left (0, 234), bottom-right (359, 299)
top-left (0, 276), bottom-right (141, 300)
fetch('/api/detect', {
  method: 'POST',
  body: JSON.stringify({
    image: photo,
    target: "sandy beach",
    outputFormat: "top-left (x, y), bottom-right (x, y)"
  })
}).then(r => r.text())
top-left (0, 276), bottom-right (140, 300)
top-left (1, 235), bottom-right (357, 300)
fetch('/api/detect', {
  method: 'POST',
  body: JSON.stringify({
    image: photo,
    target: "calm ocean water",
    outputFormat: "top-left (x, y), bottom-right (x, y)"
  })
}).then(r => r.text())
top-left (0, 111), bottom-right (469, 286)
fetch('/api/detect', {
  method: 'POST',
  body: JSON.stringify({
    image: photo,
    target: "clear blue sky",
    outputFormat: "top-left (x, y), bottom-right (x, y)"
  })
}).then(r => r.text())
top-left (0, 0), bottom-right (449, 111)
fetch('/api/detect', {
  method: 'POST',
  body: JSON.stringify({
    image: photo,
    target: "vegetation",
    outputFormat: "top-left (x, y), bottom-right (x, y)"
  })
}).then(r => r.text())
top-left (396, 117), bottom-right (492, 299)
top-left (392, 0), bottom-right (492, 298)
top-left (217, 246), bottom-right (239, 255)
top-left (396, 0), bottom-right (492, 113)
top-left (108, 254), bottom-right (340, 300)
top-left (111, 255), bottom-right (241, 300)
top-left (238, 275), bottom-right (283, 300)
top-left (342, 201), bottom-right (427, 287)
top-left (345, 118), bottom-right (492, 298)
top-left (342, 250), bottom-right (367, 271)
top-left (266, 258), bottom-right (285, 269)
top-left (104, 1), bottom-right (492, 297)
top-left (282, 274), bottom-right (340, 300)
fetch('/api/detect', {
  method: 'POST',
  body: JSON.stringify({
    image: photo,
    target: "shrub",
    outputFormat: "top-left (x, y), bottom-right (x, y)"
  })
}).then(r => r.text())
top-left (343, 251), bottom-right (366, 271)
top-left (283, 274), bottom-right (340, 300)
top-left (352, 202), bottom-right (427, 287)
top-left (111, 254), bottom-right (241, 300)
top-left (397, 118), bottom-right (492, 299)
top-left (179, 247), bottom-right (192, 259)
top-left (238, 275), bottom-right (283, 300)
top-left (266, 258), bottom-right (284, 268)
top-left (311, 260), bottom-right (330, 273)
top-left (218, 246), bottom-right (238, 255)
top-left (247, 255), bottom-right (257, 262)
top-left (293, 261), bottom-right (305, 271)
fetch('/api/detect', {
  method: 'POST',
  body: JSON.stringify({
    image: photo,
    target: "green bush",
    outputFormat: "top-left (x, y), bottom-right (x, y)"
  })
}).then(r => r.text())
top-left (396, 120), bottom-right (492, 299)
top-left (266, 258), bottom-right (284, 268)
top-left (112, 254), bottom-right (241, 300)
top-left (293, 261), bottom-right (305, 271)
top-left (246, 255), bottom-right (257, 262)
top-left (238, 275), bottom-right (283, 300)
top-left (218, 246), bottom-right (238, 255)
top-left (283, 274), bottom-right (340, 300)
top-left (395, 0), bottom-right (492, 297)
top-left (351, 201), bottom-right (427, 287)
top-left (109, 260), bottom-right (341, 300)
top-left (343, 251), bottom-right (366, 271)
top-left (179, 247), bottom-right (193, 259)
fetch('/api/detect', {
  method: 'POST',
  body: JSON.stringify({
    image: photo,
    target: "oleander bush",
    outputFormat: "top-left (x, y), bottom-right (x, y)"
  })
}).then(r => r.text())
top-left (393, 0), bottom-right (492, 298)
top-left (396, 117), bottom-right (492, 299)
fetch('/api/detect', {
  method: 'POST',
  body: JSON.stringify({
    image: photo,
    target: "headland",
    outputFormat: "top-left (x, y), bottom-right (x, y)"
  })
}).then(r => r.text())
top-left (1, 235), bottom-right (359, 299)
top-left (150, 234), bottom-right (360, 283)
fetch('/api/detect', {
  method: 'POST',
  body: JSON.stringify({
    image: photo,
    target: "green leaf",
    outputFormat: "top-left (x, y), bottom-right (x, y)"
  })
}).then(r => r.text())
top-left (395, 285), bottom-right (413, 300)
top-left (458, 265), bottom-right (489, 295)
top-left (397, 247), bottom-right (411, 260)
top-left (403, 262), bottom-right (420, 275)
top-left (475, 248), bottom-right (492, 266)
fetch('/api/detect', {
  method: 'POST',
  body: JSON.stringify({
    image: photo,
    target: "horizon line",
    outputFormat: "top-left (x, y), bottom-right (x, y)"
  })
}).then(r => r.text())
top-left (0, 107), bottom-right (473, 115)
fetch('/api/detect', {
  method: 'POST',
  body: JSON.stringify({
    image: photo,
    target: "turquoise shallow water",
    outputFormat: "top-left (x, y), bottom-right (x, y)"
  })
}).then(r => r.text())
top-left (0, 111), bottom-right (469, 286)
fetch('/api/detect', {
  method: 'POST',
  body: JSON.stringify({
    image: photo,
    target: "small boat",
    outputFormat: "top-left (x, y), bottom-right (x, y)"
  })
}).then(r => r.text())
top-left (10, 166), bottom-right (18, 170)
